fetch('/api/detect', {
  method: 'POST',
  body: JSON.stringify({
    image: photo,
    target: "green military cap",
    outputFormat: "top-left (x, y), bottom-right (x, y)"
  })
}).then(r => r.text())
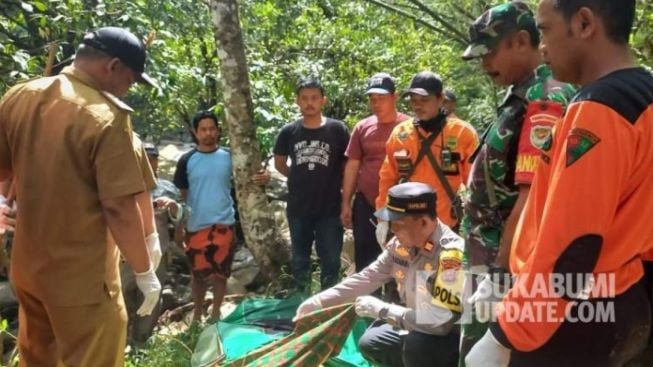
top-left (462, 1), bottom-right (537, 61)
top-left (375, 182), bottom-right (437, 221)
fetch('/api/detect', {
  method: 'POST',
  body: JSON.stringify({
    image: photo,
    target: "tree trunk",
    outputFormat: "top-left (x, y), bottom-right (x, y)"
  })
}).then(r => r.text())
top-left (210, 0), bottom-right (289, 280)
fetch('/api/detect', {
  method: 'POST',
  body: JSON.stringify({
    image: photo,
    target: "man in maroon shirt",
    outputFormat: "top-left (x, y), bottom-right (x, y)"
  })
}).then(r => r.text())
top-left (341, 73), bottom-right (410, 271)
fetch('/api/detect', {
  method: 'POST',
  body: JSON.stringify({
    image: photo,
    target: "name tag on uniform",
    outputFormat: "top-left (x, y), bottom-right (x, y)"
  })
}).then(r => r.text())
top-left (392, 256), bottom-right (409, 267)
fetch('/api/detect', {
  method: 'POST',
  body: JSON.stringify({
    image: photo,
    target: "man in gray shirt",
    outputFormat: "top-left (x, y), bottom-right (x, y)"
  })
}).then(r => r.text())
top-left (295, 182), bottom-right (463, 367)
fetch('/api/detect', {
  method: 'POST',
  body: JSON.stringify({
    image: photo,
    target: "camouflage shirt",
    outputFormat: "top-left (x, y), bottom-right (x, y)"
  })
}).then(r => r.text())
top-left (461, 65), bottom-right (576, 270)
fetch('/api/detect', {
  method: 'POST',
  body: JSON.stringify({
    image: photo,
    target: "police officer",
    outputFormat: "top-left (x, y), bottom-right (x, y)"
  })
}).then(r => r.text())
top-left (0, 27), bottom-right (160, 366)
top-left (295, 182), bottom-right (463, 367)
top-left (458, 2), bottom-right (575, 362)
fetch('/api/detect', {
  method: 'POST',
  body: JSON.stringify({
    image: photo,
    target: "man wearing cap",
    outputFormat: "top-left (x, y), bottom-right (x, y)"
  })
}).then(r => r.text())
top-left (296, 182), bottom-right (463, 367)
top-left (0, 27), bottom-right (160, 365)
top-left (458, 2), bottom-right (575, 362)
top-left (377, 71), bottom-right (478, 235)
top-left (340, 73), bottom-right (410, 272)
top-left (442, 90), bottom-right (460, 120)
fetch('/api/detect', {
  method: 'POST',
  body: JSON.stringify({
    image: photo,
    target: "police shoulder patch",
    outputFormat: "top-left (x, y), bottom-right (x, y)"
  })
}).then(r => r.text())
top-left (432, 247), bottom-right (464, 313)
top-left (566, 128), bottom-right (600, 167)
top-left (394, 246), bottom-right (410, 258)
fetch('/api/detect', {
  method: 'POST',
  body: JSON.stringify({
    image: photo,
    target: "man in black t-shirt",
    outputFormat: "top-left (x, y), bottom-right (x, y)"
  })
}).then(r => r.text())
top-left (274, 78), bottom-right (350, 291)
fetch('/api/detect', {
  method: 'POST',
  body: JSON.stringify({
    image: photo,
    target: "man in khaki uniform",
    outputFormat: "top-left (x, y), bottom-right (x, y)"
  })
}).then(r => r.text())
top-left (0, 27), bottom-right (161, 366)
top-left (116, 134), bottom-right (164, 346)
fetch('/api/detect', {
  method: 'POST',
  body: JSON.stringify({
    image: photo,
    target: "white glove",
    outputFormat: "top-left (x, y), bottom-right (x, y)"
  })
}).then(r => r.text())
top-left (375, 221), bottom-right (389, 248)
top-left (468, 274), bottom-right (508, 322)
top-left (146, 232), bottom-right (162, 270)
top-left (465, 330), bottom-right (511, 367)
top-left (355, 296), bottom-right (387, 319)
top-left (0, 197), bottom-right (15, 234)
top-left (293, 295), bottom-right (323, 321)
top-left (134, 267), bottom-right (162, 316)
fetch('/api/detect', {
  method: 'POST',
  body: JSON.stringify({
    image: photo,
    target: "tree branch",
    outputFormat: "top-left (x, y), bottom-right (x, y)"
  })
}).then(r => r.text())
top-left (405, 0), bottom-right (468, 45)
top-left (364, 0), bottom-right (458, 42)
top-left (450, 3), bottom-right (477, 22)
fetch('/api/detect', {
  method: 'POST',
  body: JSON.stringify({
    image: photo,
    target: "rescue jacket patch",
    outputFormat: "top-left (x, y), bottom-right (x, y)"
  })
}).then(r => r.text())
top-left (566, 128), bottom-right (600, 167)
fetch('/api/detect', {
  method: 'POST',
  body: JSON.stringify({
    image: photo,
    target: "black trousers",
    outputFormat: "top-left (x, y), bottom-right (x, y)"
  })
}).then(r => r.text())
top-left (352, 193), bottom-right (381, 272)
top-left (358, 320), bottom-right (459, 367)
top-left (509, 281), bottom-right (651, 367)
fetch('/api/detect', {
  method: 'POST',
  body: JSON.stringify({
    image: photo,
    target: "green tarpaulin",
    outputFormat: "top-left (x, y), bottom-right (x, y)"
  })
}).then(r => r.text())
top-left (191, 297), bottom-right (372, 367)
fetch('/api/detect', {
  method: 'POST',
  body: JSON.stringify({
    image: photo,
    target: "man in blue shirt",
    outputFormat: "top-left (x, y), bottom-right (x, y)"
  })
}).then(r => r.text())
top-left (174, 110), bottom-right (268, 322)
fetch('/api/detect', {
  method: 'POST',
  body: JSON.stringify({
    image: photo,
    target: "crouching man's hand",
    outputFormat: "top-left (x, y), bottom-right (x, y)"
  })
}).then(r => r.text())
top-left (293, 294), bottom-right (323, 321)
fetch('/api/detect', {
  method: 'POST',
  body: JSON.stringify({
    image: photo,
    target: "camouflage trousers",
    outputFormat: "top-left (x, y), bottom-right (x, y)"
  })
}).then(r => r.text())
top-left (459, 217), bottom-right (493, 367)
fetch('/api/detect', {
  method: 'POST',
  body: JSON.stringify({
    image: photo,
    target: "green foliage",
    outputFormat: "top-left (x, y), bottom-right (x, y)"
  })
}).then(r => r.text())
top-left (0, 317), bottom-right (18, 366)
top-left (124, 322), bottom-right (203, 367)
top-left (1, 0), bottom-right (652, 153)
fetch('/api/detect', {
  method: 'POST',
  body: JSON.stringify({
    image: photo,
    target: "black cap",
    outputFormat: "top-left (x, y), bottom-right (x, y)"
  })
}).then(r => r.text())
top-left (375, 182), bottom-right (437, 221)
top-left (366, 72), bottom-right (396, 95)
top-left (443, 89), bottom-right (457, 102)
top-left (81, 27), bottom-right (157, 88)
top-left (403, 71), bottom-right (443, 97)
top-left (143, 142), bottom-right (159, 157)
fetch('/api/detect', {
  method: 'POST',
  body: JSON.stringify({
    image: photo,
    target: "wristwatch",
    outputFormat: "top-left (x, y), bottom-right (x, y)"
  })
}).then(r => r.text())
top-left (378, 306), bottom-right (389, 322)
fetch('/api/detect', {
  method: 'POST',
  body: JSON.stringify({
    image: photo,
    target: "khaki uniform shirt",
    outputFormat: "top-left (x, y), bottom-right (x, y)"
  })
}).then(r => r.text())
top-left (0, 66), bottom-right (145, 306)
top-left (319, 220), bottom-right (465, 335)
top-left (132, 134), bottom-right (157, 191)
top-left (106, 133), bottom-right (156, 296)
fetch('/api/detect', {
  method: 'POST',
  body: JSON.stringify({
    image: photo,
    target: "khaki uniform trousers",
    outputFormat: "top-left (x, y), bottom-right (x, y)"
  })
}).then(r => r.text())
top-left (15, 284), bottom-right (127, 367)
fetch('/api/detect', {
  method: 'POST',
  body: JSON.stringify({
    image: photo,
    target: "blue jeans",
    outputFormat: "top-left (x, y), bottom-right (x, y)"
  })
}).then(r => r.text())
top-left (287, 215), bottom-right (343, 290)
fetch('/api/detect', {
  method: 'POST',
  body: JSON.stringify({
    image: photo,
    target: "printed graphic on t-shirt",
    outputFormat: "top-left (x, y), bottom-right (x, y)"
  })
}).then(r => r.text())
top-left (294, 140), bottom-right (331, 170)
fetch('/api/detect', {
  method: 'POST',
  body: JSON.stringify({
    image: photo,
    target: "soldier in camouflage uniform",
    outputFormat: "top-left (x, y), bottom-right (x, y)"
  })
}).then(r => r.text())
top-left (458, 2), bottom-right (576, 364)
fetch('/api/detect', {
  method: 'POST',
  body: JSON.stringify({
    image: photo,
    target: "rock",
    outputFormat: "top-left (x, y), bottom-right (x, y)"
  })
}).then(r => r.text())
top-left (226, 277), bottom-right (247, 295)
top-left (342, 229), bottom-right (356, 276)
top-left (229, 246), bottom-right (261, 295)
top-left (0, 281), bottom-right (17, 311)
